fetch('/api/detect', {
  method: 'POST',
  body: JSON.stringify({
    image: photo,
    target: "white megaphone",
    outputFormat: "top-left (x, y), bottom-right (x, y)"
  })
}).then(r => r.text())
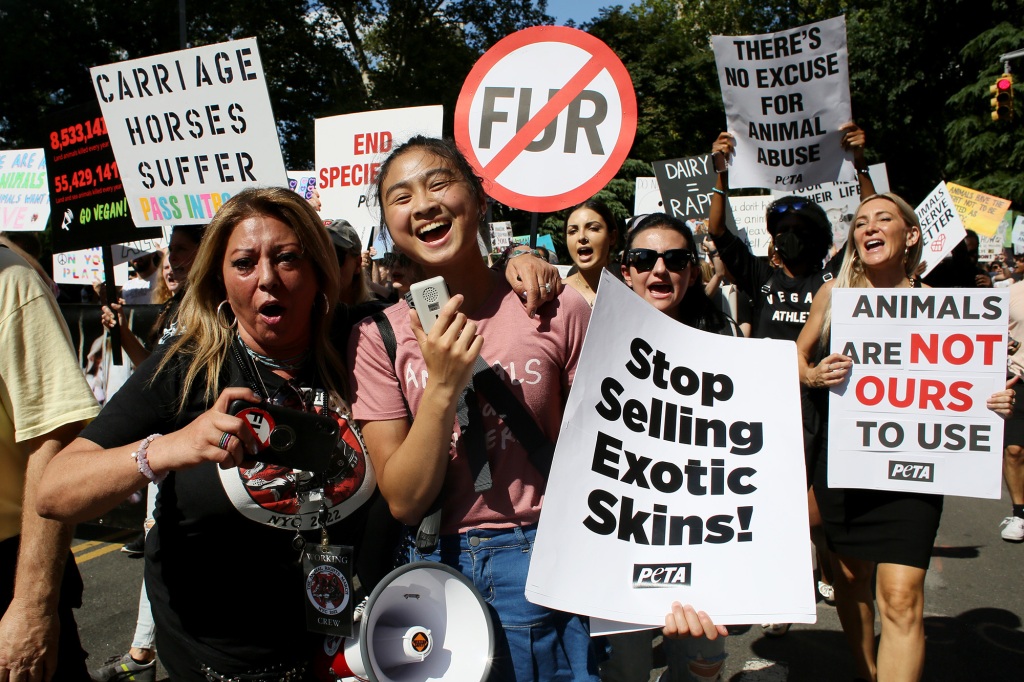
top-left (313, 561), bottom-right (494, 682)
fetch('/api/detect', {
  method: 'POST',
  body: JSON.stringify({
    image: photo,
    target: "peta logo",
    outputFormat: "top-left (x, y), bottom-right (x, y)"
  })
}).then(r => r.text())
top-left (633, 563), bottom-right (691, 588)
top-left (888, 461), bottom-right (934, 482)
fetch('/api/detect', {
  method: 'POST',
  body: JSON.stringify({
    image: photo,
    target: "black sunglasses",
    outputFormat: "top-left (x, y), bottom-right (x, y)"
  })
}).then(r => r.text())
top-left (768, 200), bottom-right (811, 216)
top-left (626, 248), bottom-right (695, 273)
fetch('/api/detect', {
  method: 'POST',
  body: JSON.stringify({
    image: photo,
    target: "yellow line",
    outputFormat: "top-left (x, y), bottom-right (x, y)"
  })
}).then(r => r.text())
top-left (71, 529), bottom-right (137, 557)
top-left (76, 542), bottom-right (132, 564)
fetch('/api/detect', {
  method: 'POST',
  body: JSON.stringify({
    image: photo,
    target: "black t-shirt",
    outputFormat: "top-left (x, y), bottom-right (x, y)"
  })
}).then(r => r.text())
top-left (81, 346), bottom-right (377, 678)
top-left (713, 229), bottom-right (837, 342)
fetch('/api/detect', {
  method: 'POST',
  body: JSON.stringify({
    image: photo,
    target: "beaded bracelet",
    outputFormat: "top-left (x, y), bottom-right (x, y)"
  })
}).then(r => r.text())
top-left (710, 187), bottom-right (725, 196)
top-left (131, 434), bottom-right (166, 484)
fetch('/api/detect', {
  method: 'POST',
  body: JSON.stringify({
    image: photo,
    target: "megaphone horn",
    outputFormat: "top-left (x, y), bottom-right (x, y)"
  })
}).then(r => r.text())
top-left (314, 561), bottom-right (494, 682)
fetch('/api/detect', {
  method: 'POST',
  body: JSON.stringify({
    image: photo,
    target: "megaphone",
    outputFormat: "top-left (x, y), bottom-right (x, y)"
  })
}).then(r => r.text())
top-left (313, 561), bottom-right (494, 682)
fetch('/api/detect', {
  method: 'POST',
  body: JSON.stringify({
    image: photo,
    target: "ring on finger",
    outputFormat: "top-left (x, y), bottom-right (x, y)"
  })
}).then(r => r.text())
top-left (218, 432), bottom-right (232, 450)
top-left (542, 282), bottom-right (552, 294)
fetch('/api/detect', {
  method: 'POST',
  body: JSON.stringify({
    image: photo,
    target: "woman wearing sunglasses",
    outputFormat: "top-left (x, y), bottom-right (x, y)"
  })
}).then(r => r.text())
top-left (795, 193), bottom-right (1014, 681)
top-left (707, 126), bottom-right (876, 622)
top-left (38, 188), bottom-right (382, 680)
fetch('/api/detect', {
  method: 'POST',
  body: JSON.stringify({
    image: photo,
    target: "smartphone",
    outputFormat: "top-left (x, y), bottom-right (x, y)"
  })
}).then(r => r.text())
top-left (228, 400), bottom-right (340, 473)
top-left (712, 151), bottom-right (728, 173)
top-left (408, 276), bottom-right (451, 334)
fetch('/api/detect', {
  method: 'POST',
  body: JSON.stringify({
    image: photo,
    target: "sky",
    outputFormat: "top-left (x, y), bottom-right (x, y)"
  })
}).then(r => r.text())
top-left (544, 0), bottom-right (621, 26)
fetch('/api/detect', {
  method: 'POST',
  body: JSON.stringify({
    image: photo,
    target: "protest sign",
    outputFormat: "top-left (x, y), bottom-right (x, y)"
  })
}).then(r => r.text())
top-left (0, 148), bottom-right (50, 231)
top-left (287, 170), bottom-right (318, 202)
top-left (455, 26), bottom-right (636, 212)
top-left (1014, 215), bottom-right (1024, 255)
top-left (45, 102), bottom-right (162, 251)
top-left (727, 196), bottom-right (772, 257)
top-left (315, 105), bottom-right (442, 238)
top-left (489, 221), bottom-right (513, 250)
top-left (828, 288), bottom-right (1008, 498)
top-left (512, 233), bottom-right (555, 254)
top-left (634, 176), bottom-right (663, 215)
top-left (916, 183), bottom-right (967, 277)
top-left (526, 272), bottom-right (814, 626)
top-left (770, 162), bottom-right (890, 249)
top-left (712, 16), bottom-right (854, 191)
top-left (53, 234), bottom-right (170, 286)
top-left (946, 183), bottom-right (1012, 238)
top-left (653, 154), bottom-right (739, 237)
top-left (91, 38), bottom-right (287, 227)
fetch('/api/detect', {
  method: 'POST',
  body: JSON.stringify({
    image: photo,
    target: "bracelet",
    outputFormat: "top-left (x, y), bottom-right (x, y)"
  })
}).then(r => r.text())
top-left (508, 248), bottom-right (540, 259)
top-left (711, 187), bottom-right (725, 195)
top-left (706, 249), bottom-right (719, 257)
top-left (131, 434), bottom-right (166, 484)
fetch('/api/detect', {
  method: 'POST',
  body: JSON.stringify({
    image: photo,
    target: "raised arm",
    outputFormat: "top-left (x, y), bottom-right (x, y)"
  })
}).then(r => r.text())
top-left (840, 122), bottom-right (876, 199)
top-left (708, 133), bottom-right (734, 240)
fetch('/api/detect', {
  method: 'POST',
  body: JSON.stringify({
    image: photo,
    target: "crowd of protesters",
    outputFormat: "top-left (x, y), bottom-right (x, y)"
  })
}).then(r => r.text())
top-left (0, 123), bottom-right (1020, 682)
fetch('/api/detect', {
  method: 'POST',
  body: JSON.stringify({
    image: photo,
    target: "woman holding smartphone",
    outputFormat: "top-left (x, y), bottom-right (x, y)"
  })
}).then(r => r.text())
top-left (349, 138), bottom-right (724, 681)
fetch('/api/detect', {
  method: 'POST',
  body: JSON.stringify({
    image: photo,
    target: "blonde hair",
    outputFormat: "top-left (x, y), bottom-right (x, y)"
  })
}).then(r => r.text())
top-left (155, 187), bottom-right (345, 411)
top-left (819, 192), bottom-right (923, 347)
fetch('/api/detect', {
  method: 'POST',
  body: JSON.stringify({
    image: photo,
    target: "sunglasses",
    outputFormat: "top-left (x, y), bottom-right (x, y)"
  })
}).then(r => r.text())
top-left (768, 200), bottom-right (810, 216)
top-left (268, 380), bottom-right (310, 411)
top-left (625, 248), bottom-right (695, 273)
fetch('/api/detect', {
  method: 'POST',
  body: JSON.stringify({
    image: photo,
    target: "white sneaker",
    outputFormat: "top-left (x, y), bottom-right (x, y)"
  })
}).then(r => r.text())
top-left (999, 516), bottom-right (1024, 542)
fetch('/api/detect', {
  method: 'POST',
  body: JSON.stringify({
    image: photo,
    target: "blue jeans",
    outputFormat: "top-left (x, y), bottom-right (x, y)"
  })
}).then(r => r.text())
top-left (408, 525), bottom-right (600, 682)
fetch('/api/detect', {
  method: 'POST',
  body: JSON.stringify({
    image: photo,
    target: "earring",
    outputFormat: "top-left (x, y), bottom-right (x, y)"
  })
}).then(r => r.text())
top-left (216, 300), bottom-right (237, 329)
top-left (318, 291), bottom-right (330, 316)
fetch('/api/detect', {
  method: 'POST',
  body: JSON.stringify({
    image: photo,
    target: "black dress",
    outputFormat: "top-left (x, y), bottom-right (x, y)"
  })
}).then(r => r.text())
top-left (813, 280), bottom-right (942, 570)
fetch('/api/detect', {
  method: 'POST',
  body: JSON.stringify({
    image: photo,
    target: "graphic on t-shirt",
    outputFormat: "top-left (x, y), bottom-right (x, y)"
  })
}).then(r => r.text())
top-left (219, 397), bottom-right (376, 530)
top-left (306, 565), bottom-right (350, 615)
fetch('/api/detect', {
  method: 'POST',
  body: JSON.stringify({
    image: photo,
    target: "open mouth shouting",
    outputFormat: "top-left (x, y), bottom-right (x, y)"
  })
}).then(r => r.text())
top-left (646, 281), bottom-right (675, 299)
top-left (259, 300), bottom-right (286, 325)
top-left (576, 245), bottom-right (595, 264)
top-left (862, 238), bottom-right (885, 255)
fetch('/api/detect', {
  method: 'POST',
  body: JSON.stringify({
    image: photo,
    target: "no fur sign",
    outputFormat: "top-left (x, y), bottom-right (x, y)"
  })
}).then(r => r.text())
top-left (455, 27), bottom-right (636, 212)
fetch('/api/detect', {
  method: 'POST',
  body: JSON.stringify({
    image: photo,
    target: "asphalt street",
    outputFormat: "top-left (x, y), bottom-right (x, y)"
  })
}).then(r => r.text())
top-left (73, 490), bottom-right (1024, 681)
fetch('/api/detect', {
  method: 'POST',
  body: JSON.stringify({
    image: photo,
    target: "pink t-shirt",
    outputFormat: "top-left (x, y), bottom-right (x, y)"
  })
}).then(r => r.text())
top-left (349, 279), bottom-right (590, 533)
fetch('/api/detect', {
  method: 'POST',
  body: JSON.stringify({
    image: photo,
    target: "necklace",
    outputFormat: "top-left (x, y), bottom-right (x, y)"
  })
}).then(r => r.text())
top-left (575, 271), bottom-right (596, 306)
top-left (240, 338), bottom-right (309, 372)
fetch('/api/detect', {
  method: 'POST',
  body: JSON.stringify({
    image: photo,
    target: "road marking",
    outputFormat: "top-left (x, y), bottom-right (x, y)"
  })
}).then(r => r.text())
top-left (72, 529), bottom-right (137, 564)
top-left (736, 658), bottom-right (789, 680)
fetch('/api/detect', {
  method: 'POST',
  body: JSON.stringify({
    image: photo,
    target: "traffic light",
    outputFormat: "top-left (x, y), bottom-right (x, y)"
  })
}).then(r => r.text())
top-left (991, 73), bottom-right (1014, 121)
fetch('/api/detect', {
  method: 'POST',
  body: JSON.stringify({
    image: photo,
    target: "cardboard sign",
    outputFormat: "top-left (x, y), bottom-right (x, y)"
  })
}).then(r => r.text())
top-left (828, 288), bottom-right (1008, 498)
top-left (53, 234), bottom-right (170, 286)
top-left (727, 196), bottom-right (772, 257)
top-left (633, 176), bottom-right (663, 215)
top-left (770, 163), bottom-right (890, 249)
top-left (44, 102), bottom-right (163, 251)
top-left (526, 272), bottom-right (814, 626)
top-left (652, 154), bottom-right (739, 236)
top-left (455, 26), bottom-right (637, 212)
top-left (315, 105), bottom-right (443, 237)
top-left (489, 221), bottom-right (513, 250)
top-left (91, 38), bottom-right (287, 227)
top-left (712, 16), bottom-right (854, 191)
top-left (917, 183), bottom-right (967, 277)
top-left (946, 183), bottom-right (1012, 238)
top-left (0, 148), bottom-right (50, 231)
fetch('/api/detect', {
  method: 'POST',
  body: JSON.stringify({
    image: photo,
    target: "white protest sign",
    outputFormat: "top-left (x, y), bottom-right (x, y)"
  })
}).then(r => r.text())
top-left (455, 26), bottom-right (636, 212)
top-left (0, 148), bottom-right (50, 231)
top-left (315, 105), bottom-right (443, 234)
top-left (634, 177), bottom-right (663, 215)
top-left (771, 162), bottom-right (890, 248)
top-left (712, 16), bottom-right (853, 191)
top-left (1013, 215), bottom-right (1024, 255)
top-left (916, 182), bottom-right (967, 277)
top-left (489, 221), bottom-right (513, 250)
top-left (526, 272), bottom-right (814, 626)
top-left (728, 195), bottom-right (772, 257)
top-left (91, 38), bottom-right (287, 227)
top-left (52, 234), bottom-right (169, 286)
top-left (828, 288), bottom-right (1008, 498)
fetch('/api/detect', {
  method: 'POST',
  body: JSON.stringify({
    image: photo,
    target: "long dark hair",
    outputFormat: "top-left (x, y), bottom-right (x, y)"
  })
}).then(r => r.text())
top-left (627, 213), bottom-right (735, 334)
